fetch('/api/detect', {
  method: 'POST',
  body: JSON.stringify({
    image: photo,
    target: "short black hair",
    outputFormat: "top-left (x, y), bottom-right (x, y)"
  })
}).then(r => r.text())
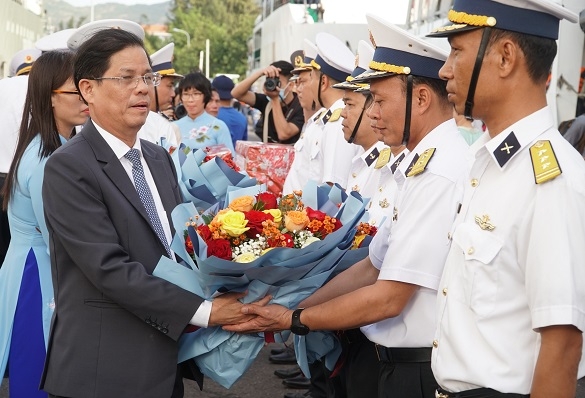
top-left (74, 29), bottom-right (148, 93)
top-left (179, 72), bottom-right (212, 106)
top-left (271, 60), bottom-right (294, 77)
top-left (487, 28), bottom-right (556, 84)
top-left (398, 75), bottom-right (449, 108)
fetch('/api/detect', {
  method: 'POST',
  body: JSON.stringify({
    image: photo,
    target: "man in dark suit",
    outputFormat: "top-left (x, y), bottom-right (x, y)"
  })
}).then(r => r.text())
top-left (40, 28), bottom-right (255, 398)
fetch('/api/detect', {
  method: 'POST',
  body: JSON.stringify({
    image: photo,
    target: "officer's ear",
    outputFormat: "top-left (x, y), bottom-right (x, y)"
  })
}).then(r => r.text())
top-left (488, 36), bottom-right (518, 79)
top-left (414, 85), bottom-right (432, 115)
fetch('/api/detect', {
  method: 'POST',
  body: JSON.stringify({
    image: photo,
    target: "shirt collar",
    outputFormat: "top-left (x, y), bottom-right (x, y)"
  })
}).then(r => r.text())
top-left (92, 120), bottom-right (142, 160)
top-left (482, 106), bottom-right (554, 169)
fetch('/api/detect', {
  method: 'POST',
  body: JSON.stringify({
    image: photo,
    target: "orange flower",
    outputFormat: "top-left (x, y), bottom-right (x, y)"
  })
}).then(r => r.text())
top-left (229, 196), bottom-right (254, 212)
top-left (284, 210), bottom-right (309, 232)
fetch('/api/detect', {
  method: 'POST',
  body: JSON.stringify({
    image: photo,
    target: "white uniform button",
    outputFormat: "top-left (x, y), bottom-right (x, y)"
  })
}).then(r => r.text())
top-left (447, 232), bottom-right (452, 240)
top-left (442, 287), bottom-right (448, 296)
top-left (467, 247), bottom-right (475, 255)
top-left (432, 339), bottom-right (438, 348)
top-left (471, 178), bottom-right (479, 187)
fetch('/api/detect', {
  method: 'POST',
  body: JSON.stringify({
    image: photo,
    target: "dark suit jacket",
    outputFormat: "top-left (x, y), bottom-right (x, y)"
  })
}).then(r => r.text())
top-left (40, 120), bottom-right (204, 397)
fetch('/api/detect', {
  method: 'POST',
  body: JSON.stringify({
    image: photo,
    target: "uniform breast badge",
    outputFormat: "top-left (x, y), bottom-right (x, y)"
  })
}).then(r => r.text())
top-left (392, 206), bottom-right (398, 221)
top-left (529, 140), bottom-right (562, 184)
top-left (474, 214), bottom-right (495, 231)
top-left (379, 198), bottom-right (389, 208)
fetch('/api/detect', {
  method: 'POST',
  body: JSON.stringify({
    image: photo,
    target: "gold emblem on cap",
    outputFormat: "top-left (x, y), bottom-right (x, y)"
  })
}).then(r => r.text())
top-left (25, 55), bottom-right (32, 62)
top-left (295, 55), bottom-right (303, 68)
top-left (368, 30), bottom-right (376, 48)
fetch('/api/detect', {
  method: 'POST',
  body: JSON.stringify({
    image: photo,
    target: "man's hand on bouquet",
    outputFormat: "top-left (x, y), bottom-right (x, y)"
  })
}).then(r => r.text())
top-left (222, 303), bottom-right (292, 334)
top-left (207, 292), bottom-right (270, 327)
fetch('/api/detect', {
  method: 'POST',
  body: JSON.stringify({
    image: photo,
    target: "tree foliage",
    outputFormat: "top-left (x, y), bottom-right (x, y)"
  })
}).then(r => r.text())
top-left (167, 0), bottom-right (259, 78)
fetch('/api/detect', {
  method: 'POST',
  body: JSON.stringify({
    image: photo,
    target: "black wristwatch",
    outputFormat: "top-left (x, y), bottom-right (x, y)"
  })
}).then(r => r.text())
top-left (290, 308), bottom-right (310, 335)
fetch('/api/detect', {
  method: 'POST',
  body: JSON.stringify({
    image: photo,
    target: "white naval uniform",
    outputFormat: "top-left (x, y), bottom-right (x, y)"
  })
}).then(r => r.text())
top-left (138, 111), bottom-right (179, 148)
top-left (432, 107), bottom-right (585, 394)
top-left (0, 76), bottom-right (28, 175)
top-left (361, 119), bottom-right (469, 348)
top-left (314, 98), bottom-right (363, 189)
top-left (347, 141), bottom-right (390, 199)
top-left (365, 148), bottom-right (409, 228)
top-left (283, 108), bottom-right (325, 194)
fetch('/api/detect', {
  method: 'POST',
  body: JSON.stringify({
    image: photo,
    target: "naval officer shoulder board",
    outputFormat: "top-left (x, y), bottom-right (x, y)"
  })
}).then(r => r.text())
top-left (529, 140), bottom-right (561, 184)
top-left (406, 148), bottom-right (435, 177)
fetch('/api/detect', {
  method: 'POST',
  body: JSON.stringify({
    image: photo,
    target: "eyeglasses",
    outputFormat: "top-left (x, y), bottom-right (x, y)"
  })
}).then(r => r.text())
top-left (52, 89), bottom-right (83, 102)
top-left (53, 89), bottom-right (79, 95)
top-left (181, 91), bottom-right (204, 100)
top-left (92, 72), bottom-right (161, 88)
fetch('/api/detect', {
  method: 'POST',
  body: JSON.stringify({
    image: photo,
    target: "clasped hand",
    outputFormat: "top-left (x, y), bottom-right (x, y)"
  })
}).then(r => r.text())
top-left (222, 299), bottom-right (293, 334)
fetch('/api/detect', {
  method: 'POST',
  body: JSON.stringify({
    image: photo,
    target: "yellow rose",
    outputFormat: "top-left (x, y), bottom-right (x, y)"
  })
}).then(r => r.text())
top-left (234, 253), bottom-right (257, 263)
top-left (263, 208), bottom-right (282, 225)
top-left (351, 234), bottom-right (366, 250)
top-left (218, 210), bottom-right (249, 237)
top-left (212, 208), bottom-right (233, 224)
top-left (301, 236), bottom-right (321, 248)
top-left (284, 210), bottom-right (309, 232)
top-left (229, 196), bottom-right (254, 212)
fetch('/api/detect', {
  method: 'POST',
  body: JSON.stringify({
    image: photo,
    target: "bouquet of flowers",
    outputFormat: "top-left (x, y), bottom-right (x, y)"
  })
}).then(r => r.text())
top-left (171, 144), bottom-right (257, 212)
top-left (154, 181), bottom-right (369, 388)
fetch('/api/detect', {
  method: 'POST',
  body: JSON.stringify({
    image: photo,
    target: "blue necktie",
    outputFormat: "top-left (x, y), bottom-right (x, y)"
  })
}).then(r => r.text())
top-left (124, 149), bottom-right (172, 257)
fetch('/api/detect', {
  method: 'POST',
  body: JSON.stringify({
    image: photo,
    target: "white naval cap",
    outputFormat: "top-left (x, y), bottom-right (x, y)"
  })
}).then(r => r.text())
top-left (9, 48), bottom-right (42, 77)
top-left (313, 32), bottom-right (354, 82)
top-left (428, 0), bottom-right (578, 40)
top-left (353, 14), bottom-right (448, 83)
top-left (332, 40), bottom-right (374, 90)
top-left (67, 19), bottom-right (145, 51)
top-left (150, 43), bottom-right (183, 79)
top-left (35, 28), bottom-right (77, 52)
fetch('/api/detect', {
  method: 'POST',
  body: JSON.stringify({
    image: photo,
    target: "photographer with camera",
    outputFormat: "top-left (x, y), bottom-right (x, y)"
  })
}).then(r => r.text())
top-left (231, 60), bottom-right (304, 144)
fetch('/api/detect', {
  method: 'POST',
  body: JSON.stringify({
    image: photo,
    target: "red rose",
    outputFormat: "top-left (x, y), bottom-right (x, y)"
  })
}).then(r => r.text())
top-left (196, 224), bottom-right (212, 242)
top-left (305, 207), bottom-right (327, 222)
top-left (256, 192), bottom-right (278, 210)
top-left (206, 239), bottom-right (232, 260)
top-left (267, 233), bottom-right (294, 248)
top-left (281, 233), bottom-right (294, 248)
top-left (185, 235), bottom-right (194, 254)
top-left (244, 210), bottom-right (273, 238)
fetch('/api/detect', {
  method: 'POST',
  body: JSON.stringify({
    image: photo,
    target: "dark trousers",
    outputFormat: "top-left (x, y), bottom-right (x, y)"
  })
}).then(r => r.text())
top-left (0, 174), bottom-right (10, 267)
top-left (378, 359), bottom-right (437, 398)
top-left (328, 329), bottom-right (380, 398)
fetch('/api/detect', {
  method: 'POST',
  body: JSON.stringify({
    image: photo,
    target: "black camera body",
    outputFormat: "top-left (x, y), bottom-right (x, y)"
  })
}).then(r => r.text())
top-left (264, 77), bottom-right (281, 92)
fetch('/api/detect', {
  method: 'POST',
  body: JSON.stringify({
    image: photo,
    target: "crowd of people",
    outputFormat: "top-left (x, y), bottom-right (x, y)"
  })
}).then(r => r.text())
top-left (0, 0), bottom-right (585, 397)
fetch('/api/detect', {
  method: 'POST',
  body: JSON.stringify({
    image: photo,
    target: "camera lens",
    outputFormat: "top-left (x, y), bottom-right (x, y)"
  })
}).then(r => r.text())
top-left (264, 77), bottom-right (280, 91)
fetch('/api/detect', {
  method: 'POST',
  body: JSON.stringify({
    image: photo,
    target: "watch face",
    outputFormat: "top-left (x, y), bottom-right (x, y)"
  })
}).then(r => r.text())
top-left (291, 309), bottom-right (310, 335)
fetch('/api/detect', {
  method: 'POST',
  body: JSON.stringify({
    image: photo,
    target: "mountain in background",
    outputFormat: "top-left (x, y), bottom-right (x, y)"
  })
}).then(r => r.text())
top-left (43, 0), bottom-right (173, 28)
